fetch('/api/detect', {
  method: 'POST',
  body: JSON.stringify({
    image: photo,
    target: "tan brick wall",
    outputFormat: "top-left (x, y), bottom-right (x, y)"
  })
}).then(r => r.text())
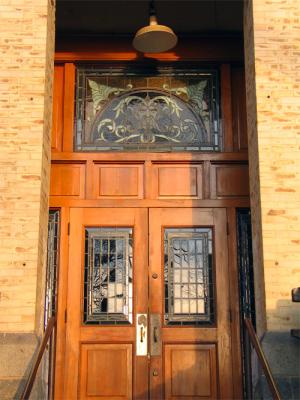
top-left (0, 0), bottom-right (55, 333)
top-left (244, 0), bottom-right (300, 331)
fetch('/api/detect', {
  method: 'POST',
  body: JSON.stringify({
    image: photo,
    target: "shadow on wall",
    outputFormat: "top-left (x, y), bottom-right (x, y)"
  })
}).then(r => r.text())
top-left (255, 298), bottom-right (300, 400)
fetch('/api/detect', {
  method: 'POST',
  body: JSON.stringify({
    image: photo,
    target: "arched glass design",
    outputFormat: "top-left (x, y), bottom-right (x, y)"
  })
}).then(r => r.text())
top-left (75, 66), bottom-right (221, 151)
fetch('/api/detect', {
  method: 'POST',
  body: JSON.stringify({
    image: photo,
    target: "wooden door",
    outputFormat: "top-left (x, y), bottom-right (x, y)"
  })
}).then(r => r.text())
top-left (64, 207), bottom-right (233, 399)
top-left (149, 208), bottom-right (233, 400)
top-left (64, 208), bottom-right (149, 399)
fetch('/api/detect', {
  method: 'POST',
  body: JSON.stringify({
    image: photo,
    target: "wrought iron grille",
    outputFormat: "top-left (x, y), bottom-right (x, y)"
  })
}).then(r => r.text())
top-left (83, 227), bottom-right (133, 325)
top-left (43, 210), bottom-right (60, 400)
top-left (75, 66), bottom-right (221, 152)
top-left (237, 209), bottom-right (256, 325)
top-left (237, 208), bottom-right (256, 399)
top-left (44, 210), bottom-right (60, 327)
top-left (164, 228), bottom-right (215, 325)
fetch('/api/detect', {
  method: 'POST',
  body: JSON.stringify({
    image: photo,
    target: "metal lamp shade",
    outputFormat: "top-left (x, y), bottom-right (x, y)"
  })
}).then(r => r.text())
top-left (133, 15), bottom-right (177, 53)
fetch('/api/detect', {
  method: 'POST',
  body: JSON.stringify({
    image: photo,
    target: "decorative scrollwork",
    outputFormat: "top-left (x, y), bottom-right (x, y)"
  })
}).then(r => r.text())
top-left (76, 69), bottom-right (220, 151)
top-left (91, 89), bottom-right (208, 147)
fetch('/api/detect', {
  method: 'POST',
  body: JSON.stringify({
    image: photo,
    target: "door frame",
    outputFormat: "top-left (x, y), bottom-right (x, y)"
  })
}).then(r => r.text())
top-left (51, 44), bottom-right (248, 400)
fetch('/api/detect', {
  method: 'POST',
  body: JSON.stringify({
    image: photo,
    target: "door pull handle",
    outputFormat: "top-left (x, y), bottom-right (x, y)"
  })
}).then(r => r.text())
top-left (153, 326), bottom-right (158, 343)
top-left (150, 314), bottom-right (161, 356)
top-left (140, 326), bottom-right (146, 343)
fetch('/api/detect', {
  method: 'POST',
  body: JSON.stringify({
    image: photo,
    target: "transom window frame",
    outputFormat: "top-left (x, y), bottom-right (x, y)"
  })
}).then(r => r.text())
top-left (74, 64), bottom-right (222, 152)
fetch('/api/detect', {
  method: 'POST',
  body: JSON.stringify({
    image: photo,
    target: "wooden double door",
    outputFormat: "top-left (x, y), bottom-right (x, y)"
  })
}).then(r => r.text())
top-left (64, 207), bottom-right (233, 399)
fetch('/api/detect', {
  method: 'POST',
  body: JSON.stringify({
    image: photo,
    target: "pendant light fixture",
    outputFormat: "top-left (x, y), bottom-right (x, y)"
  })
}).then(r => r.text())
top-left (133, 0), bottom-right (178, 53)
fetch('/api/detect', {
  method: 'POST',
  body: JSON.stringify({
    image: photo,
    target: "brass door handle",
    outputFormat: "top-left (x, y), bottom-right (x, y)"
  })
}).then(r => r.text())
top-left (153, 326), bottom-right (158, 343)
top-left (150, 314), bottom-right (161, 356)
top-left (140, 326), bottom-right (146, 343)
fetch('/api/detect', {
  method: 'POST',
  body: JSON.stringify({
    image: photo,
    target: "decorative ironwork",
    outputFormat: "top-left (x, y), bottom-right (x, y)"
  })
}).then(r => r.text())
top-left (237, 209), bottom-right (256, 325)
top-left (75, 66), bottom-right (221, 151)
top-left (164, 228), bottom-right (214, 325)
top-left (43, 210), bottom-right (60, 400)
top-left (237, 208), bottom-right (256, 399)
top-left (44, 210), bottom-right (60, 327)
top-left (91, 89), bottom-right (210, 148)
top-left (83, 227), bottom-right (133, 325)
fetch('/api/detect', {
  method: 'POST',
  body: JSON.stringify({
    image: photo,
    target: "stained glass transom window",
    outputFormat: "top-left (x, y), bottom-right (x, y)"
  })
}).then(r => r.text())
top-left (75, 66), bottom-right (221, 151)
top-left (83, 227), bottom-right (133, 325)
top-left (164, 228), bottom-right (214, 325)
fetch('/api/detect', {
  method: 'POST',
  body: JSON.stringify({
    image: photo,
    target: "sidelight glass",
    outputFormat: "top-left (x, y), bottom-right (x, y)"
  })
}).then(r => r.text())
top-left (44, 210), bottom-right (60, 327)
top-left (164, 228), bottom-right (214, 325)
top-left (83, 227), bottom-right (133, 325)
top-left (75, 66), bottom-right (221, 152)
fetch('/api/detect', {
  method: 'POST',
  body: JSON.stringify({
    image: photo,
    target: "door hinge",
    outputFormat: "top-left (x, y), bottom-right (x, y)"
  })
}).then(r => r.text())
top-left (226, 222), bottom-right (230, 236)
top-left (67, 222), bottom-right (70, 236)
top-left (64, 309), bottom-right (67, 323)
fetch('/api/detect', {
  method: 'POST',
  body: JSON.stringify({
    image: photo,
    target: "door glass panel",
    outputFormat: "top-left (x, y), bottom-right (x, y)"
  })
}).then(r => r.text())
top-left (164, 228), bottom-right (214, 325)
top-left (83, 228), bottom-right (133, 325)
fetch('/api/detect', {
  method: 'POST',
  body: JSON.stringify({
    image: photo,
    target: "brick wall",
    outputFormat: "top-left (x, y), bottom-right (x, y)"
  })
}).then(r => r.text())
top-left (0, 0), bottom-right (55, 333)
top-left (0, 0), bottom-right (54, 397)
top-left (244, 0), bottom-right (300, 332)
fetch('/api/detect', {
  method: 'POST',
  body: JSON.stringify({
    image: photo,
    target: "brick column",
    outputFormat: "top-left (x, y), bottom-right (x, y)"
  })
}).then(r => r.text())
top-left (0, 0), bottom-right (55, 397)
top-left (244, 0), bottom-right (300, 395)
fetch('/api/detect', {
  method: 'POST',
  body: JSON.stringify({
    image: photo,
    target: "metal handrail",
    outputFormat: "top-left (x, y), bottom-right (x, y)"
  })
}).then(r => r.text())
top-left (20, 315), bottom-right (57, 400)
top-left (244, 318), bottom-right (281, 400)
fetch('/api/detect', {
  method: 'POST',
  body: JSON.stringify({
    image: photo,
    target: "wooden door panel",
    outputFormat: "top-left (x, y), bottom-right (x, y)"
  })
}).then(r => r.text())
top-left (51, 65), bottom-right (64, 152)
top-left (164, 344), bottom-right (217, 400)
top-left (162, 328), bottom-right (217, 342)
top-left (92, 164), bottom-right (144, 199)
top-left (50, 163), bottom-right (85, 198)
top-left (210, 163), bottom-right (249, 198)
top-left (80, 327), bottom-right (135, 342)
top-left (64, 208), bottom-right (148, 399)
top-left (152, 164), bottom-right (203, 199)
top-left (149, 208), bottom-right (233, 400)
top-left (79, 344), bottom-right (132, 400)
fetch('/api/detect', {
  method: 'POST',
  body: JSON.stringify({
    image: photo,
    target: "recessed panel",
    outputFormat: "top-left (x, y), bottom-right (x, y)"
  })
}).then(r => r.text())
top-left (50, 163), bottom-right (85, 198)
top-left (51, 65), bottom-right (64, 152)
top-left (232, 67), bottom-right (248, 151)
top-left (211, 164), bottom-right (249, 198)
top-left (80, 344), bottom-right (132, 399)
top-left (165, 344), bottom-right (217, 399)
top-left (155, 165), bottom-right (203, 199)
top-left (94, 164), bottom-right (144, 199)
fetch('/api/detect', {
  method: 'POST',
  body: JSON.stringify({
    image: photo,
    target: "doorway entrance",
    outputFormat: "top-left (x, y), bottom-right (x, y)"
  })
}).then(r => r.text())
top-left (50, 60), bottom-right (249, 399)
top-left (64, 207), bottom-right (233, 399)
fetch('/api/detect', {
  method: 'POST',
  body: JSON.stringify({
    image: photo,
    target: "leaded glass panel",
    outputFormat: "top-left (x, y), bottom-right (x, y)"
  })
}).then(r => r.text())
top-left (75, 66), bottom-right (221, 151)
top-left (44, 210), bottom-right (60, 328)
top-left (164, 228), bottom-right (214, 325)
top-left (83, 227), bottom-right (133, 325)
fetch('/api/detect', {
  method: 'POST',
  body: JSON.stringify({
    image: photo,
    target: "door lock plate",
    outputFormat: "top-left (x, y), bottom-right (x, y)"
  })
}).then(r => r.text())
top-left (136, 314), bottom-right (147, 356)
